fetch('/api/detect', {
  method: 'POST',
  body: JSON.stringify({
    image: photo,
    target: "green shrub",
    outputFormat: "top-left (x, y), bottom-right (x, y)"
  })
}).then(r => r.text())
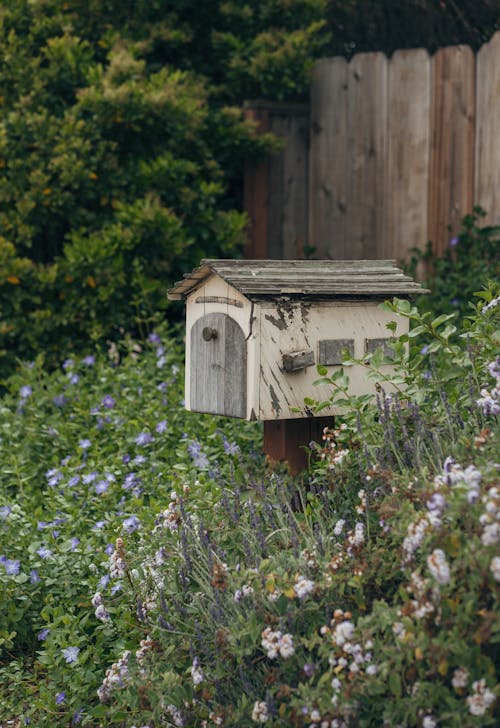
top-left (408, 207), bottom-right (499, 320)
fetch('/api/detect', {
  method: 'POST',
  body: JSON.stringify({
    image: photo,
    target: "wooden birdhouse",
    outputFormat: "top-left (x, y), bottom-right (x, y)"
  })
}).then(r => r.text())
top-left (167, 259), bottom-right (428, 425)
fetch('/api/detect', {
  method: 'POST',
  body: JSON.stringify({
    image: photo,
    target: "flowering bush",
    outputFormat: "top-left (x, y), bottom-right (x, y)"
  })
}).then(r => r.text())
top-left (0, 285), bottom-right (498, 726)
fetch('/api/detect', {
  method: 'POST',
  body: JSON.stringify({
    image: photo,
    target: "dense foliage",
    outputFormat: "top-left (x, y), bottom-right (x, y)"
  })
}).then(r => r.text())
top-left (408, 207), bottom-right (500, 321)
top-left (0, 0), bottom-right (329, 379)
top-left (0, 283), bottom-right (498, 725)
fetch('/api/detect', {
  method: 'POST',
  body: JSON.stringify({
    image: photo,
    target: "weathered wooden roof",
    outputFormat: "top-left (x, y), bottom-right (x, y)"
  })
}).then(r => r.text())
top-left (167, 259), bottom-right (429, 300)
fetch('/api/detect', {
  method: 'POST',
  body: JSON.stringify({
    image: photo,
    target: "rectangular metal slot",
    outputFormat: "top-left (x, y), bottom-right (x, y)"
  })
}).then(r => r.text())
top-left (318, 339), bottom-right (354, 366)
top-left (282, 349), bottom-right (315, 372)
top-left (365, 338), bottom-right (394, 357)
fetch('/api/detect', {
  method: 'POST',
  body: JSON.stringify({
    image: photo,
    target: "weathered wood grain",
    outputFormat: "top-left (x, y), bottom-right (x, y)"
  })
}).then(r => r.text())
top-left (243, 106), bottom-right (270, 259)
top-left (475, 31), bottom-right (500, 227)
top-left (345, 52), bottom-right (388, 260)
top-left (309, 57), bottom-right (349, 258)
top-left (386, 49), bottom-right (431, 262)
top-left (429, 44), bottom-right (475, 256)
top-left (190, 313), bottom-right (247, 418)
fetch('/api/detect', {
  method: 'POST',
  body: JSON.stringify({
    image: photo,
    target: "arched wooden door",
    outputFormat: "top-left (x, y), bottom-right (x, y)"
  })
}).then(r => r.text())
top-left (190, 313), bottom-right (247, 418)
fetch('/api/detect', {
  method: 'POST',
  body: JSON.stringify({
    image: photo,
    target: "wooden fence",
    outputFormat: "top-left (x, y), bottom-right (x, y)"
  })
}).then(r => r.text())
top-left (244, 31), bottom-right (500, 262)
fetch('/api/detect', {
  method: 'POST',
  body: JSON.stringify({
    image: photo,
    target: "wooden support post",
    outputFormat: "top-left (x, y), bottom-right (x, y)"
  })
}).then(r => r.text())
top-left (263, 416), bottom-right (334, 474)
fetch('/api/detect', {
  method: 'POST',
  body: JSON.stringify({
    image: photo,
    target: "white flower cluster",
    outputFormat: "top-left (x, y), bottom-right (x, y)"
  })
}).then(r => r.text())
top-left (422, 716), bottom-right (436, 728)
top-left (466, 678), bottom-right (496, 716)
top-left (191, 656), bottom-right (204, 686)
top-left (294, 575), bottom-right (315, 599)
top-left (91, 591), bottom-right (110, 622)
top-left (153, 492), bottom-right (181, 533)
top-left (321, 426), bottom-right (350, 470)
top-left (426, 548), bottom-right (451, 585)
top-left (109, 538), bottom-right (126, 578)
top-left (234, 584), bottom-right (254, 602)
top-left (480, 485), bottom-right (500, 546)
top-left (135, 635), bottom-right (154, 663)
top-left (321, 609), bottom-right (377, 704)
top-left (306, 709), bottom-right (348, 727)
top-left (252, 700), bottom-right (269, 723)
top-left (406, 571), bottom-right (438, 620)
top-left (402, 517), bottom-right (428, 561)
top-left (97, 649), bottom-right (131, 702)
top-left (451, 666), bottom-right (469, 689)
top-left (356, 489), bottom-right (366, 515)
top-left (476, 358), bottom-right (500, 416)
top-left (333, 519), bottom-right (345, 537)
top-left (482, 296), bottom-right (499, 314)
top-left (434, 457), bottom-right (482, 504)
top-left (346, 522), bottom-right (364, 554)
top-left (490, 555), bottom-right (500, 582)
top-left (261, 626), bottom-right (295, 659)
top-left (164, 703), bottom-right (185, 727)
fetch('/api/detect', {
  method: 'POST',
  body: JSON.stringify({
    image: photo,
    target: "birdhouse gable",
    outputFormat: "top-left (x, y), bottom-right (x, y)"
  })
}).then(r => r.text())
top-left (168, 259), bottom-right (428, 421)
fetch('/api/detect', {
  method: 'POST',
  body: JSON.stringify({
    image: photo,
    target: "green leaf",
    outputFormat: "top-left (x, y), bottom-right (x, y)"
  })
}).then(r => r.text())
top-left (388, 671), bottom-right (402, 697)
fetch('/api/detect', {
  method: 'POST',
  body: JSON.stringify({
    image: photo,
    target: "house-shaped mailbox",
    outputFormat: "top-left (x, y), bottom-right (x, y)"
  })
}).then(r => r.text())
top-left (168, 260), bottom-right (428, 421)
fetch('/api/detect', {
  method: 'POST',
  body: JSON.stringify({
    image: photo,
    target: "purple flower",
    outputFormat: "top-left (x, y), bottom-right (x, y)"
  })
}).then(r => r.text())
top-left (56, 692), bottom-right (66, 705)
top-left (83, 471), bottom-right (98, 484)
top-left (303, 663), bottom-right (317, 678)
top-left (188, 441), bottom-right (209, 468)
top-left (98, 574), bottom-right (110, 589)
top-left (19, 385), bottom-right (33, 399)
top-left (70, 538), bottom-right (80, 551)
top-left (122, 453), bottom-right (131, 464)
top-left (37, 546), bottom-right (52, 559)
top-left (30, 569), bottom-right (41, 583)
top-left (111, 581), bottom-right (123, 595)
top-left (157, 382), bottom-right (167, 392)
top-left (102, 394), bottom-right (116, 409)
top-left (72, 708), bottom-right (83, 725)
top-left (78, 439), bottom-right (91, 450)
top-left (155, 420), bottom-right (168, 434)
top-left (157, 356), bottom-right (166, 368)
top-left (422, 371), bottom-right (432, 380)
top-left (123, 515), bottom-right (140, 533)
top-left (93, 520), bottom-right (106, 530)
top-left (132, 455), bottom-right (147, 466)
top-left (105, 543), bottom-right (114, 555)
top-left (449, 236), bottom-right (459, 247)
top-left (95, 480), bottom-right (110, 495)
top-left (62, 646), bottom-right (80, 663)
top-left (148, 332), bottom-right (161, 346)
top-left (37, 628), bottom-right (50, 641)
top-left (62, 358), bottom-right (74, 370)
top-left (4, 559), bottom-right (21, 575)
top-left (156, 346), bottom-right (165, 358)
top-left (420, 345), bottom-right (429, 355)
top-left (426, 493), bottom-right (446, 512)
top-left (83, 355), bottom-right (95, 366)
top-left (46, 468), bottom-right (63, 487)
top-left (37, 521), bottom-right (48, 530)
top-left (68, 475), bottom-right (80, 488)
top-left (52, 394), bottom-right (68, 408)
top-left (135, 431), bottom-right (153, 447)
top-left (0, 505), bottom-right (11, 520)
top-left (68, 374), bottom-right (80, 385)
top-left (223, 437), bottom-right (240, 455)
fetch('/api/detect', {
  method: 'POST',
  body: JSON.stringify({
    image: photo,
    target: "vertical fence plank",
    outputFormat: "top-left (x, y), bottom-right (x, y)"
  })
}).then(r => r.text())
top-left (243, 106), bottom-right (270, 259)
top-left (386, 49), bottom-right (431, 263)
top-left (309, 58), bottom-right (349, 258)
top-left (281, 112), bottom-right (309, 258)
top-left (345, 52), bottom-right (388, 259)
top-left (429, 45), bottom-right (475, 256)
top-left (267, 113), bottom-right (286, 258)
top-left (475, 31), bottom-right (500, 227)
